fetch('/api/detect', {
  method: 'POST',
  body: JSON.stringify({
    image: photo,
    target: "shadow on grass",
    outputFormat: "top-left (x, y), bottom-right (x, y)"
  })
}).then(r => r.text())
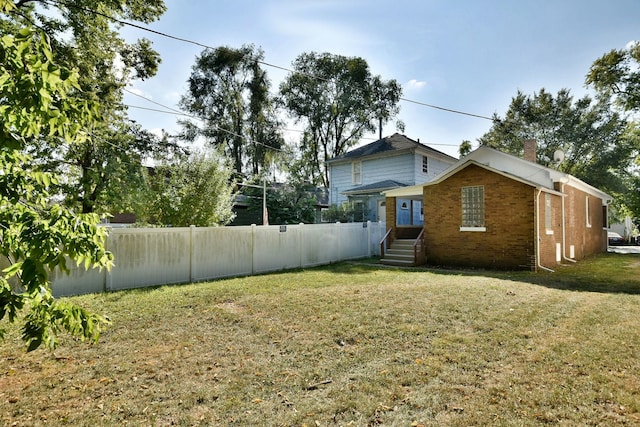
top-left (346, 252), bottom-right (640, 295)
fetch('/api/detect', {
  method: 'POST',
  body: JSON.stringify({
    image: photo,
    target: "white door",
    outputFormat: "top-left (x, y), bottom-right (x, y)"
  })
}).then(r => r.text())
top-left (377, 201), bottom-right (386, 222)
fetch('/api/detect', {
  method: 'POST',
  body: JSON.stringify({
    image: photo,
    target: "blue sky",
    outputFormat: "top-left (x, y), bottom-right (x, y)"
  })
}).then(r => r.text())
top-left (122, 0), bottom-right (640, 158)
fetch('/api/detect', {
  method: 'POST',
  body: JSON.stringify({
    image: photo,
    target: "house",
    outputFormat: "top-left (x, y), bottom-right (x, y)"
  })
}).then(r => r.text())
top-left (326, 133), bottom-right (457, 222)
top-left (382, 141), bottom-right (611, 271)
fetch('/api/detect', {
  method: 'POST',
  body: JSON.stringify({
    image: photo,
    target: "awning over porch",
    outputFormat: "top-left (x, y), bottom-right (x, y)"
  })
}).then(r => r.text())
top-left (382, 183), bottom-right (424, 198)
top-left (342, 179), bottom-right (408, 196)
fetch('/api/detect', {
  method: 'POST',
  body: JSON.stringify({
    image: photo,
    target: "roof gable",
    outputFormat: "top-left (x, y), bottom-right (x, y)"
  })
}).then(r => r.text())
top-left (326, 133), bottom-right (456, 163)
top-left (384, 145), bottom-right (611, 202)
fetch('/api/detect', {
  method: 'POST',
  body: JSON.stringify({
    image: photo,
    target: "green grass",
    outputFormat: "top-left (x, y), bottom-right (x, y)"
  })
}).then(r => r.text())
top-left (1, 252), bottom-right (640, 426)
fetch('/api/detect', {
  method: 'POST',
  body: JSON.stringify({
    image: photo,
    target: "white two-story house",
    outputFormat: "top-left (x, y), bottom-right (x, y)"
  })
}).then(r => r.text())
top-left (326, 133), bottom-right (457, 223)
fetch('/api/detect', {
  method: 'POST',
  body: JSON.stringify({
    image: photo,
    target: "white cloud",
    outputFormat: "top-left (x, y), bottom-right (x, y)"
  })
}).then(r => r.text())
top-left (406, 79), bottom-right (427, 90)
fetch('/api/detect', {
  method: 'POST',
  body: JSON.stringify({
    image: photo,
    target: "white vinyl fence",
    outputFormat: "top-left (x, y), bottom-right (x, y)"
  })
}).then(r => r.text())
top-left (51, 222), bottom-right (387, 297)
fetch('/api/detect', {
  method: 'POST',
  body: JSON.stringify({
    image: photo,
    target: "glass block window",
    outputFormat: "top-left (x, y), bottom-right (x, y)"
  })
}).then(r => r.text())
top-left (461, 186), bottom-right (484, 227)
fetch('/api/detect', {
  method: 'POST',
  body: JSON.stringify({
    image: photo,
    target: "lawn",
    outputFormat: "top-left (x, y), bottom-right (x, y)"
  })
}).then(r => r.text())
top-left (1, 252), bottom-right (640, 426)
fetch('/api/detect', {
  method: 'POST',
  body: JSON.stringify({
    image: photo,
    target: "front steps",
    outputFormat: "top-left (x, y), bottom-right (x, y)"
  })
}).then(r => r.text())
top-left (380, 239), bottom-right (419, 267)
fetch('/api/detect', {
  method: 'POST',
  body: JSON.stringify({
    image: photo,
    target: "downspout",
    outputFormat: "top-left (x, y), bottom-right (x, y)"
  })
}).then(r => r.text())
top-left (560, 182), bottom-right (576, 263)
top-left (536, 189), bottom-right (555, 272)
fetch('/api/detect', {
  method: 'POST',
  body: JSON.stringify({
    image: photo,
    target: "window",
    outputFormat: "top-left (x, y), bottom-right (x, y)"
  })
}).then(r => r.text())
top-left (585, 195), bottom-right (591, 228)
top-left (422, 156), bottom-right (429, 174)
top-left (545, 193), bottom-right (553, 232)
top-left (352, 161), bottom-right (362, 184)
top-left (461, 186), bottom-right (484, 228)
top-left (396, 199), bottom-right (423, 226)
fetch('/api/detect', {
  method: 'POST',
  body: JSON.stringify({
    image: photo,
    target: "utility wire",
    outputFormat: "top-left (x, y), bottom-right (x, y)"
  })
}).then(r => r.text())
top-left (124, 88), bottom-right (284, 152)
top-left (43, 0), bottom-right (494, 121)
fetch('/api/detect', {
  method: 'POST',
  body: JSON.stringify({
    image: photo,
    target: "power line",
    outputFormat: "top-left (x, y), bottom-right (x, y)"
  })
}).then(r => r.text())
top-left (124, 89), bottom-right (284, 152)
top-left (43, 0), bottom-right (493, 122)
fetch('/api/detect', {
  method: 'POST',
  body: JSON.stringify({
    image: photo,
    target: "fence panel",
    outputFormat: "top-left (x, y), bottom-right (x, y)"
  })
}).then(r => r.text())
top-left (339, 222), bottom-right (372, 260)
top-left (191, 226), bottom-right (253, 281)
top-left (252, 225), bottom-right (302, 274)
top-left (51, 221), bottom-right (387, 297)
top-left (50, 263), bottom-right (105, 297)
top-left (299, 223), bottom-right (337, 267)
top-left (107, 228), bottom-right (191, 290)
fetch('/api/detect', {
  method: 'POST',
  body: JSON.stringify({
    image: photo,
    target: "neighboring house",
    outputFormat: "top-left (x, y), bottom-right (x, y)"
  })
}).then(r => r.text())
top-left (231, 184), bottom-right (329, 226)
top-left (326, 133), bottom-right (457, 222)
top-left (382, 142), bottom-right (612, 271)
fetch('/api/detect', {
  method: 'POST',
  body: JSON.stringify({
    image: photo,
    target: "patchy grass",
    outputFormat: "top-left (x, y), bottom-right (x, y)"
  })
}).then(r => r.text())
top-left (2, 253), bottom-right (640, 426)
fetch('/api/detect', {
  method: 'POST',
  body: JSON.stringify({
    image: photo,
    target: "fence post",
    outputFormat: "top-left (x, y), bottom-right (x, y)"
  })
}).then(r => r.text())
top-left (335, 222), bottom-right (341, 262)
top-left (189, 225), bottom-right (195, 282)
top-left (251, 224), bottom-right (256, 275)
top-left (105, 231), bottom-right (112, 292)
top-left (299, 223), bottom-right (304, 268)
top-left (367, 221), bottom-right (372, 257)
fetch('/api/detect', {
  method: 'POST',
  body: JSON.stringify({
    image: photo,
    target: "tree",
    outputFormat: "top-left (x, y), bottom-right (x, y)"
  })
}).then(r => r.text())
top-left (587, 43), bottom-right (640, 220)
top-left (321, 203), bottom-right (367, 223)
top-left (146, 150), bottom-right (237, 227)
top-left (242, 179), bottom-right (320, 225)
top-left (586, 42), bottom-right (640, 112)
top-left (0, 19), bottom-right (112, 351)
top-left (179, 45), bottom-right (283, 176)
top-left (279, 52), bottom-right (402, 187)
top-left (3, 0), bottom-right (174, 215)
top-left (478, 88), bottom-right (633, 194)
top-left (459, 140), bottom-right (473, 157)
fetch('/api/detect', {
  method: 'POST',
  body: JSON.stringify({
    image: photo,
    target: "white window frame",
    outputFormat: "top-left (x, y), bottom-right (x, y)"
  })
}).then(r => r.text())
top-left (545, 193), bottom-right (553, 235)
top-left (352, 161), bottom-right (362, 185)
top-left (460, 185), bottom-right (485, 231)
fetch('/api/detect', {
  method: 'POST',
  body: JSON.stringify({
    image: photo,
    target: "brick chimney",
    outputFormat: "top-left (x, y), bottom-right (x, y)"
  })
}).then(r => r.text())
top-left (523, 139), bottom-right (537, 163)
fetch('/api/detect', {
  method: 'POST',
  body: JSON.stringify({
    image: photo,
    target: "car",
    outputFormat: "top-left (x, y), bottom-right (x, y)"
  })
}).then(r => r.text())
top-left (608, 231), bottom-right (625, 246)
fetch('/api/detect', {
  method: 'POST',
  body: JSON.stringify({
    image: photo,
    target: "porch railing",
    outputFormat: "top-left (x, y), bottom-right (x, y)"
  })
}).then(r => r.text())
top-left (413, 228), bottom-right (425, 265)
top-left (380, 228), bottom-right (392, 259)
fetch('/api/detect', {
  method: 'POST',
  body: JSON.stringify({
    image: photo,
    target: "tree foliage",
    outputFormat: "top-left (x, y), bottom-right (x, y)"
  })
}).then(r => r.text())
top-left (145, 150), bottom-right (237, 227)
top-left (279, 52), bottom-right (402, 187)
top-left (242, 179), bottom-right (320, 225)
top-left (179, 45), bottom-right (283, 176)
top-left (2, 0), bottom-right (174, 215)
top-left (478, 88), bottom-right (634, 194)
top-left (321, 203), bottom-right (367, 223)
top-left (587, 43), bottom-right (640, 220)
top-left (586, 42), bottom-right (640, 112)
top-left (0, 18), bottom-right (113, 351)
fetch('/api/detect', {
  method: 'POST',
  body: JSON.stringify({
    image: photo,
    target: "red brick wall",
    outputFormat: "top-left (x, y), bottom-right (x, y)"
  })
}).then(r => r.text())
top-left (561, 184), bottom-right (607, 259)
top-left (423, 164), bottom-right (537, 270)
top-left (385, 197), bottom-right (396, 240)
top-left (537, 192), bottom-right (563, 269)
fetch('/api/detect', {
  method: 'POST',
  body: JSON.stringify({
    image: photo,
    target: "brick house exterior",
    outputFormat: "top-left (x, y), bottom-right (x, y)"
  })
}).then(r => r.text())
top-left (384, 145), bottom-right (611, 271)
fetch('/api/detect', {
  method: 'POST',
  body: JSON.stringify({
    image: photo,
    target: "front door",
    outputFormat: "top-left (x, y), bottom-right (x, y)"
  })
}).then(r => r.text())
top-left (378, 200), bottom-right (386, 223)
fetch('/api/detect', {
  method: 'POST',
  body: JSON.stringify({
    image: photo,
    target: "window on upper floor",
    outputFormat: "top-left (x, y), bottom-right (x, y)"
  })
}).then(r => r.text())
top-left (461, 185), bottom-right (485, 229)
top-left (352, 161), bottom-right (362, 184)
top-left (422, 156), bottom-right (429, 174)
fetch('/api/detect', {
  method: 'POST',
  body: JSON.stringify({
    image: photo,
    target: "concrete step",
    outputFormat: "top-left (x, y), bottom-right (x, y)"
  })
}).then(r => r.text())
top-left (380, 258), bottom-right (416, 267)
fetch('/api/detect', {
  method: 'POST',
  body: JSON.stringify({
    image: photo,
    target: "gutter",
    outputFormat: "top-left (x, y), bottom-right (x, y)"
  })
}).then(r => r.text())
top-left (536, 189), bottom-right (555, 272)
top-left (559, 181), bottom-right (576, 263)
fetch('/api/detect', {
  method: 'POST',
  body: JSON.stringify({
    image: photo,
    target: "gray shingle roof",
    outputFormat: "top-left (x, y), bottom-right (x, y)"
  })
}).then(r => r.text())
top-left (342, 179), bottom-right (408, 195)
top-left (327, 133), bottom-right (456, 163)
